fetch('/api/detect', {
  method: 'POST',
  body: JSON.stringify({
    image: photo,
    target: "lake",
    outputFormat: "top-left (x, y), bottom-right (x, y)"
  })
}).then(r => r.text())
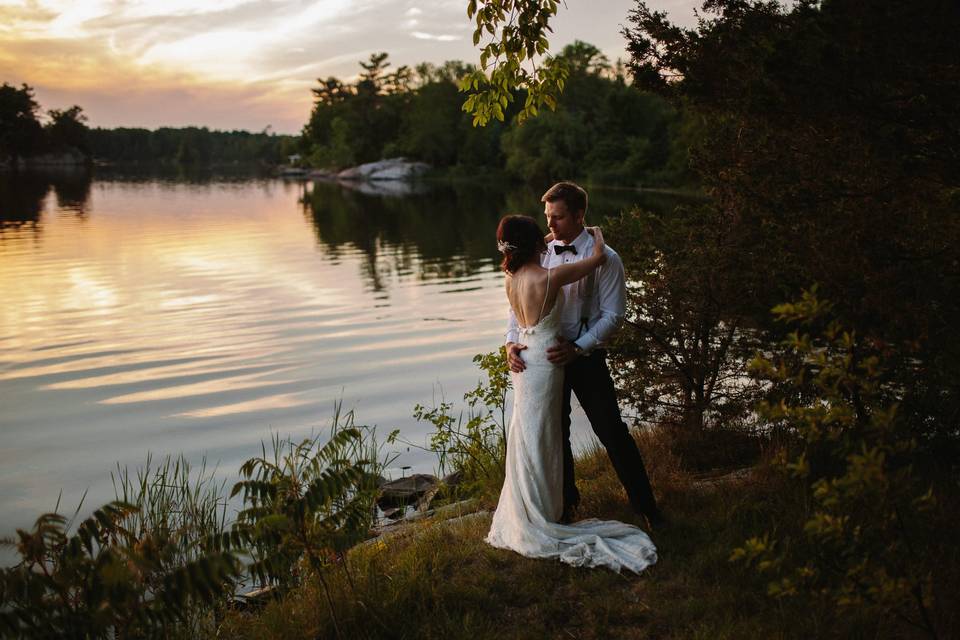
top-left (0, 169), bottom-right (669, 539)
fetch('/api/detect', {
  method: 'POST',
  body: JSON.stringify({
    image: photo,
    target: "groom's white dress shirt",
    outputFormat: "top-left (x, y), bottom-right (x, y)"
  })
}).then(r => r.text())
top-left (506, 228), bottom-right (627, 353)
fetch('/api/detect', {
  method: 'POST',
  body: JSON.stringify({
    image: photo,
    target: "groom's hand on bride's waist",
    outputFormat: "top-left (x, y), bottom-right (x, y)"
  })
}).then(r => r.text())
top-left (506, 342), bottom-right (528, 373)
top-left (547, 335), bottom-right (579, 365)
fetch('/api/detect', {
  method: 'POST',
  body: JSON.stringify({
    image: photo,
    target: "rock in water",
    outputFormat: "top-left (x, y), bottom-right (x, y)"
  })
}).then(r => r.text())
top-left (376, 473), bottom-right (439, 510)
top-left (337, 157), bottom-right (430, 181)
top-left (442, 470), bottom-right (464, 487)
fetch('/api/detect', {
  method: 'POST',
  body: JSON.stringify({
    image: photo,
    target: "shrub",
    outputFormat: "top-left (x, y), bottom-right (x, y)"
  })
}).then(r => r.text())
top-left (732, 289), bottom-right (942, 638)
top-left (0, 500), bottom-right (238, 639)
top-left (414, 348), bottom-right (510, 503)
top-left (226, 405), bottom-right (393, 638)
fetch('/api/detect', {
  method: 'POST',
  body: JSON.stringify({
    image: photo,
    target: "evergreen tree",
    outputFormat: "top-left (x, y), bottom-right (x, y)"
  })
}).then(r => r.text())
top-left (0, 83), bottom-right (43, 164)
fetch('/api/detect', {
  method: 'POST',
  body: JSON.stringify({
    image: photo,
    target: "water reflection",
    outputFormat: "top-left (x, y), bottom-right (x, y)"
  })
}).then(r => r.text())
top-left (92, 163), bottom-right (276, 185)
top-left (302, 181), bottom-right (506, 292)
top-left (0, 169), bottom-right (93, 231)
top-left (0, 171), bottom-right (687, 543)
top-left (301, 179), bottom-right (675, 293)
top-left (51, 172), bottom-right (92, 217)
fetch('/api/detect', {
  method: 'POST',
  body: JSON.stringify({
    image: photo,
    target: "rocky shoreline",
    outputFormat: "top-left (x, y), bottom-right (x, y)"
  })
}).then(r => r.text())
top-left (0, 148), bottom-right (90, 170)
top-left (278, 157), bottom-right (432, 196)
top-left (232, 471), bottom-right (482, 611)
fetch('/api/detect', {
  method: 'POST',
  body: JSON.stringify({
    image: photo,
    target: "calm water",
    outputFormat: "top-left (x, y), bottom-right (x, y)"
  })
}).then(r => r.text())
top-left (0, 169), bottom-right (665, 537)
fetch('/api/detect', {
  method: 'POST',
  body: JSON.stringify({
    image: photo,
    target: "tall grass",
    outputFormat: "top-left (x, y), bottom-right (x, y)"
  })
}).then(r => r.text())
top-left (110, 453), bottom-right (233, 637)
top-left (1, 470), bottom-right (238, 639)
top-left (111, 453), bottom-right (230, 563)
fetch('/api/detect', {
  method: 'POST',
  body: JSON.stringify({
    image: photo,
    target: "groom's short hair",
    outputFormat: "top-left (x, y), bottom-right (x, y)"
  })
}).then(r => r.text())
top-left (541, 181), bottom-right (588, 217)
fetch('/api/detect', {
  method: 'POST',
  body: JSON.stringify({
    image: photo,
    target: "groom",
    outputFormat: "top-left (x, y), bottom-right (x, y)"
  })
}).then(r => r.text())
top-left (505, 181), bottom-right (665, 528)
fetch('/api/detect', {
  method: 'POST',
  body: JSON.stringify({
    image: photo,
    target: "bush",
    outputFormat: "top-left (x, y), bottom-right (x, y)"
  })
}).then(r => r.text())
top-left (732, 289), bottom-right (943, 638)
top-left (0, 499), bottom-right (238, 639)
top-left (414, 348), bottom-right (510, 503)
top-left (225, 405), bottom-right (394, 637)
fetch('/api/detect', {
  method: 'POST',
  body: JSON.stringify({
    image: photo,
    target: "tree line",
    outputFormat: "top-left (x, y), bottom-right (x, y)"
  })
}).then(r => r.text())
top-left (299, 41), bottom-right (697, 187)
top-left (88, 126), bottom-right (297, 167)
top-left (4, 40), bottom-right (696, 186)
top-left (0, 82), bottom-right (297, 168)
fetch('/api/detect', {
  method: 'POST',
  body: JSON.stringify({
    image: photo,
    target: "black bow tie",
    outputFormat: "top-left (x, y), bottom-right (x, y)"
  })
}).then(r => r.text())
top-left (554, 244), bottom-right (578, 255)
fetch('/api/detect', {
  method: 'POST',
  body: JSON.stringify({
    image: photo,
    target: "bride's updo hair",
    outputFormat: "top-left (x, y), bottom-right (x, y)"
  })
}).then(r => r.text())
top-left (497, 214), bottom-right (547, 274)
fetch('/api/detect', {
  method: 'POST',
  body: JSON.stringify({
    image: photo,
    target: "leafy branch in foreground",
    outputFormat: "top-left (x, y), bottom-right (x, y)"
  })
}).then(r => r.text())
top-left (0, 500), bottom-right (239, 639)
top-left (461, 0), bottom-right (569, 125)
top-left (225, 405), bottom-right (393, 638)
top-left (732, 288), bottom-right (942, 639)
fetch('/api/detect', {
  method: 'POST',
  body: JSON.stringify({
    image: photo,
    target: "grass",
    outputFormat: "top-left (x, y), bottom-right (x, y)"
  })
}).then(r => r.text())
top-left (217, 426), bottom-right (955, 640)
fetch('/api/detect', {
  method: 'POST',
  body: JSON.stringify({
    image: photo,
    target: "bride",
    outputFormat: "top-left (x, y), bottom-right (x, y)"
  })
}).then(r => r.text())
top-left (485, 214), bottom-right (658, 573)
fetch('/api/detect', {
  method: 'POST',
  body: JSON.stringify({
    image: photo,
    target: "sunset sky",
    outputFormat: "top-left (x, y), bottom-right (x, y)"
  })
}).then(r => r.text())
top-left (1, 1), bottom-right (698, 134)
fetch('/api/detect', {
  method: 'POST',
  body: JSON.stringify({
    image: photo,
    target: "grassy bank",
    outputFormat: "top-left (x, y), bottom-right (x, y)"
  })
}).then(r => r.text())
top-left (5, 346), bottom-right (955, 638)
top-left (218, 426), bottom-right (955, 640)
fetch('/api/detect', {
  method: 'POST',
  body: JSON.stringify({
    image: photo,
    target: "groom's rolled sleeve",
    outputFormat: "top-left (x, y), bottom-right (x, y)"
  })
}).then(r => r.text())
top-left (573, 249), bottom-right (626, 353)
top-left (505, 306), bottom-right (520, 345)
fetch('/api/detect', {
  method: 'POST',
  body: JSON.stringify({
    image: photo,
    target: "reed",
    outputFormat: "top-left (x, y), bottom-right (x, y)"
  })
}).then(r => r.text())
top-left (111, 453), bottom-right (230, 563)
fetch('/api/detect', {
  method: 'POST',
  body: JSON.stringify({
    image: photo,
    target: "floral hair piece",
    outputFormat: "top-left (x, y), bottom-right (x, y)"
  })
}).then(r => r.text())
top-left (497, 240), bottom-right (516, 253)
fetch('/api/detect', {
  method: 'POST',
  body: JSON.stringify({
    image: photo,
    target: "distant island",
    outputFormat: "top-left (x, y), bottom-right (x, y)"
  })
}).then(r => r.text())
top-left (1, 82), bottom-right (297, 171)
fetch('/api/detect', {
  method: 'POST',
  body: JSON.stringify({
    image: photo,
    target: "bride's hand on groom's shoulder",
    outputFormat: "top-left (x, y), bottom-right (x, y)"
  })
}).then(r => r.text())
top-left (587, 226), bottom-right (606, 259)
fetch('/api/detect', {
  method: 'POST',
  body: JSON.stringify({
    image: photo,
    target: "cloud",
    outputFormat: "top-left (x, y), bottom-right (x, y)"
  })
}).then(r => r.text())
top-left (0, 3), bottom-right (57, 35)
top-left (0, 0), bottom-right (387, 131)
top-left (30, 79), bottom-right (311, 134)
top-left (0, 26), bottom-right (310, 132)
top-left (410, 31), bottom-right (460, 42)
top-left (2, 0), bottom-right (701, 132)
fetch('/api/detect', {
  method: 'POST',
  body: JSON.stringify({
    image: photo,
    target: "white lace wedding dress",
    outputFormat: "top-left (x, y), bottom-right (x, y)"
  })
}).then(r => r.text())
top-left (486, 282), bottom-right (658, 573)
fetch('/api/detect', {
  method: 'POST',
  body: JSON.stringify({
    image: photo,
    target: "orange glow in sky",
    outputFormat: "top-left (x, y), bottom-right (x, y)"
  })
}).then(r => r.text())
top-left (1, 0), bottom-right (697, 133)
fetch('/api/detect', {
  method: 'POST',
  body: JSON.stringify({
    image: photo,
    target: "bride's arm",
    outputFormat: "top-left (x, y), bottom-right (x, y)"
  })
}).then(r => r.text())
top-left (550, 227), bottom-right (607, 289)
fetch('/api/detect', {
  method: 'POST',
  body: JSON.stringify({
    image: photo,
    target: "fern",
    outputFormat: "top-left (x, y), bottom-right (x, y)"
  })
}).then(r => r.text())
top-left (229, 407), bottom-right (388, 639)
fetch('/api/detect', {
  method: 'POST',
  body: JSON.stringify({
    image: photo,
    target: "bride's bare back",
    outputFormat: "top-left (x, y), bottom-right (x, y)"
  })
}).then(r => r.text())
top-left (506, 266), bottom-right (555, 328)
top-left (505, 226), bottom-right (608, 329)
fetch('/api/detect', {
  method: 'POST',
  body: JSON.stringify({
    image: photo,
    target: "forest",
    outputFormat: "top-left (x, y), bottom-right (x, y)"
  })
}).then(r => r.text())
top-left (0, 83), bottom-right (296, 168)
top-left (298, 40), bottom-right (696, 187)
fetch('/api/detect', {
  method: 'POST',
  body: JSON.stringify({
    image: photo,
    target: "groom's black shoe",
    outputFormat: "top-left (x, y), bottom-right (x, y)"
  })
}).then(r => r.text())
top-left (643, 508), bottom-right (668, 531)
top-left (559, 504), bottom-right (579, 524)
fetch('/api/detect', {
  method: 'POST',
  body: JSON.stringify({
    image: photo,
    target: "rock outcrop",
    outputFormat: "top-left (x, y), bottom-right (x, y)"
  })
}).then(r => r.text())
top-left (376, 474), bottom-right (439, 511)
top-left (336, 158), bottom-right (430, 182)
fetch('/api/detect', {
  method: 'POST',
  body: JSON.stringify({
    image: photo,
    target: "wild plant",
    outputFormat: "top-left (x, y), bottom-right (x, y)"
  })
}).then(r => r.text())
top-left (225, 404), bottom-right (394, 638)
top-left (732, 288), bottom-right (942, 638)
top-left (0, 499), bottom-right (239, 639)
top-left (414, 347), bottom-right (511, 502)
top-left (111, 453), bottom-right (232, 635)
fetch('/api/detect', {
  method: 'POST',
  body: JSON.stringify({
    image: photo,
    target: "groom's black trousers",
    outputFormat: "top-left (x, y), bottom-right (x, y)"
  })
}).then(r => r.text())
top-left (561, 349), bottom-right (659, 517)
